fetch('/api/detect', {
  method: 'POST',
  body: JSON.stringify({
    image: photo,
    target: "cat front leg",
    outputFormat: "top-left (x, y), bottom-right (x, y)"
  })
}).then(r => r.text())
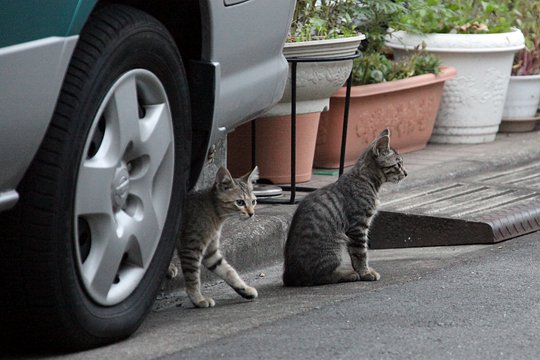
top-left (347, 230), bottom-right (380, 281)
top-left (203, 248), bottom-right (258, 300)
top-left (179, 248), bottom-right (215, 308)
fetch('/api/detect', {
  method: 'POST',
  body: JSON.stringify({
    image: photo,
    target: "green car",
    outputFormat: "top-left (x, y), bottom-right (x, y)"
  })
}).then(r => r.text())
top-left (0, 0), bottom-right (294, 351)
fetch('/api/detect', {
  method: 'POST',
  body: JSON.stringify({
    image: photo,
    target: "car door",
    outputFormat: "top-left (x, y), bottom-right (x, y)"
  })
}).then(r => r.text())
top-left (199, 0), bottom-right (295, 144)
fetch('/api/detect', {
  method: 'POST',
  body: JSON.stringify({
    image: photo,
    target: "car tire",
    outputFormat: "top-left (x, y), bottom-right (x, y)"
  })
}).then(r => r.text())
top-left (0, 4), bottom-right (190, 351)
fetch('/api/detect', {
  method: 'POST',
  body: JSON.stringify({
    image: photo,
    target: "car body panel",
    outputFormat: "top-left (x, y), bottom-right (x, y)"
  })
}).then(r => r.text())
top-left (0, 0), bottom-right (294, 210)
top-left (0, 1), bottom-right (98, 211)
top-left (0, 0), bottom-right (97, 47)
top-left (224, 0), bottom-right (250, 6)
top-left (0, 36), bottom-right (78, 211)
top-left (66, 0), bottom-right (100, 36)
top-left (200, 0), bottom-right (293, 145)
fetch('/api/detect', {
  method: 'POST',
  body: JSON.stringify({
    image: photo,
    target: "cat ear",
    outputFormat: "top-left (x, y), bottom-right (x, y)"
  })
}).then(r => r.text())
top-left (239, 166), bottom-right (259, 190)
top-left (215, 166), bottom-right (234, 190)
top-left (378, 127), bottom-right (390, 138)
top-left (372, 135), bottom-right (390, 156)
top-left (245, 166), bottom-right (259, 184)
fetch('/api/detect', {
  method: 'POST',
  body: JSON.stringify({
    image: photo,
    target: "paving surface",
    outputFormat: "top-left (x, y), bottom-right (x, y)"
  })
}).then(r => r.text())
top-left (27, 233), bottom-right (540, 359)
top-left (160, 234), bottom-right (540, 360)
top-left (306, 129), bottom-right (540, 190)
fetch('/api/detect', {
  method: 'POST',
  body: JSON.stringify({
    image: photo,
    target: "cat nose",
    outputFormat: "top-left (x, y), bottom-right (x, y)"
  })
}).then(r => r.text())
top-left (403, 169), bottom-right (408, 177)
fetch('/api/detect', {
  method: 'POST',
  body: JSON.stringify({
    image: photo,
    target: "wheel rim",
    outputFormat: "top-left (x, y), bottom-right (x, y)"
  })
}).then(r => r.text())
top-left (74, 69), bottom-right (175, 306)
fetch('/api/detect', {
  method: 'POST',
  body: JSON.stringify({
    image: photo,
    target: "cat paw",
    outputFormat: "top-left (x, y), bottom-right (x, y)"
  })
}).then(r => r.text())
top-left (235, 286), bottom-right (258, 300)
top-left (194, 297), bottom-right (216, 308)
top-left (340, 271), bottom-right (361, 282)
top-left (167, 263), bottom-right (179, 279)
top-left (360, 268), bottom-right (380, 281)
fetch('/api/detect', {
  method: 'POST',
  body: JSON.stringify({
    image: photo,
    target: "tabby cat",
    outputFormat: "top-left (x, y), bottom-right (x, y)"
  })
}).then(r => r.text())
top-left (283, 128), bottom-right (407, 286)
top-left (169, 166), bottom-right (259, 308)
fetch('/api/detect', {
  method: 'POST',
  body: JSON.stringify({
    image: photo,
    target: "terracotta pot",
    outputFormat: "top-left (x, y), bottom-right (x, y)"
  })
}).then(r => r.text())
top-left (314, 66), bottom-right (457, 169)
top-left (227, 113), bottom-right (320, 184)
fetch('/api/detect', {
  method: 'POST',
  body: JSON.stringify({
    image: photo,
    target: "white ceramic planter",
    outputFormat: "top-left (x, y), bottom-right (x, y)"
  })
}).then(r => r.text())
top-left (499, 75), bottom-right (540, 132)
top-left (386, 29), bottom-right (525, 143)
top-left (263, 35), bottom-right (365, 117)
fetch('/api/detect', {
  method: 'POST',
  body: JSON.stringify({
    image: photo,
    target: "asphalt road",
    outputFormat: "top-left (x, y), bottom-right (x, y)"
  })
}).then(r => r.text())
top-left (23, 232), bottom-right (540, 359)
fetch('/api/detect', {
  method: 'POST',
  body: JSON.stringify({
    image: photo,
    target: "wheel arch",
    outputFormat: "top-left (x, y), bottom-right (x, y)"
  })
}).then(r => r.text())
top-left (70, 1), bottom-right (203, 65)
top-left (100, 0), bottom-right (203, 63)
top-left (68, 1), bottom-right (210, 189)
top-left (98, 0), bottom-right (210, 188)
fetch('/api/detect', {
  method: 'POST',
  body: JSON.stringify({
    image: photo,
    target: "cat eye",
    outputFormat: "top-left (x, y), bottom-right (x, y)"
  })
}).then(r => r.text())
top-left (251, 199), bottom-right (257, 206)
top-left (235, 200), bottom-right (245, 206)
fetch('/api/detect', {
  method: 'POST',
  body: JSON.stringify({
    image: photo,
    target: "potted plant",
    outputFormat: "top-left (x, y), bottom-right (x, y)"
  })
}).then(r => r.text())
top-left (314, 0), bottom-right (456, 169)
top-left (228, 0), bottom-right (364, 184)
top-left (385, 0), bottom-right (525, 144)
top-left (500, 0), bottom-right (540, 132)
top-left (271, 0), bottom-right (365, 117)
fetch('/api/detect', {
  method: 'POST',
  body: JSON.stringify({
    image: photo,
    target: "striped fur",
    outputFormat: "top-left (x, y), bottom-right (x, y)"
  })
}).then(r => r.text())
top-left (283, 128), bottom-right (407, 286)
top-left (170, 166), bottom-right (259, 308)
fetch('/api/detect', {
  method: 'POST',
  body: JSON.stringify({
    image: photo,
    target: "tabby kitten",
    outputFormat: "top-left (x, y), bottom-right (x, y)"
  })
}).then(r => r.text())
top-left (283, 128), bottom-right (407, 286)
top-left (169, 166), bottom-right (259, 308)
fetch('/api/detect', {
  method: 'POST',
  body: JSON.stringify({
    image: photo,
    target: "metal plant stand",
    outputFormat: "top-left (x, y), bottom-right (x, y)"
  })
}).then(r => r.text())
top-left (254, 50), bottom-right (361, 204)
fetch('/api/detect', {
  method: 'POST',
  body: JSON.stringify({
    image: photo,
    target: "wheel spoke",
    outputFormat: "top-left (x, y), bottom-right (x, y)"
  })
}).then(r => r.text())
top-left (124, 187), bottom-right (161, 269)
top-left (139, 104), bottom-right (173, 179)
top-left (124, 186), bottom-right (163, 267)
top-left (76, 159), bottom-right (115, 217)
top-left (82, 219), bottom-right (127, 302)
top-left (105, 74), bottom-right (142, 160)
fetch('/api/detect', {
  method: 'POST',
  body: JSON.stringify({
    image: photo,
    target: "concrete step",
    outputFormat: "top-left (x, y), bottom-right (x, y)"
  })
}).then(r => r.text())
top-left (371, 162), bottom-right (540, 248)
